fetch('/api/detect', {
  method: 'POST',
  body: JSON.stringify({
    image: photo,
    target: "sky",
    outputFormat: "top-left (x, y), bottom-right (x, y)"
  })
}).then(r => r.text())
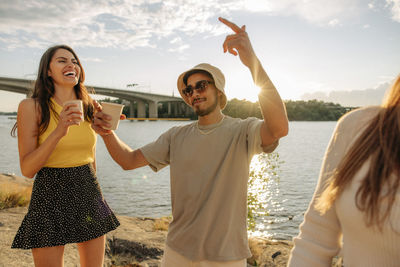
top-left (0, 0), bottom-right (400, 112)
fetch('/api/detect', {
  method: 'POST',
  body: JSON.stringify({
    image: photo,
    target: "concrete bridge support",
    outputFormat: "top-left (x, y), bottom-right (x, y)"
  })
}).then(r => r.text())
top-left (137, 100), bottom-right (146, 118)
top-left (129, 101), bottom-right (135, 118)
top-left (185, 104), bottom-right (193, 116)
top-left (149, 101), bottom-right (158, 118)
top-left (127, 100), bottom-right (158, 118)
top-left (167, 102), bottom-right (171, 115)
top-left (173, 102), bottom-right (178, 117)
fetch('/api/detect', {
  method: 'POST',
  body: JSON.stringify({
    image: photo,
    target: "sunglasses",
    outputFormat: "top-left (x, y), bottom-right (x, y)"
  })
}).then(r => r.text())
top-left (182, 80), bottom-right (214, 97)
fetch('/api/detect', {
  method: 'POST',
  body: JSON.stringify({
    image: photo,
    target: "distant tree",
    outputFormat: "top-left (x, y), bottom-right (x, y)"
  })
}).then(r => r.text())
top-left (223, 98), bottom-right (262, 119)
top-left (223, 98), bottom-right (354, 121)
top-left (0, 111), bottom-right (17, 115)
top-left (284, 99), bottom-right (353, 121)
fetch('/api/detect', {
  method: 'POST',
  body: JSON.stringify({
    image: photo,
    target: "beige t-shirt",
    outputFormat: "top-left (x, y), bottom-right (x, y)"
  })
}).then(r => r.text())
top-left (140, 116), bottom-right (278, 261)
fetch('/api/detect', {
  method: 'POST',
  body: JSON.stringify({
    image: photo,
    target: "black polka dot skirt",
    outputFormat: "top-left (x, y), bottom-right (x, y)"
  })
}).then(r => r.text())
top-left (11, 164), bottom-right (120, 249)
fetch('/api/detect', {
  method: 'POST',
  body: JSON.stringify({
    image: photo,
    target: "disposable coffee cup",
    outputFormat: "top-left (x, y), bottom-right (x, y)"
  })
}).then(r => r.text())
top-left (63, 100), bottom-right (83, 123)
top-left (101, 102), bottom-right (124, 130)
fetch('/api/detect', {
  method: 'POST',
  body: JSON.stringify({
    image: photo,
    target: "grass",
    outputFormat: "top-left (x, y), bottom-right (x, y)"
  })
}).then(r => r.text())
top-left (153, 216), bottom-right (171, 231)
top-left (0, 181), bottom-right (32, 210)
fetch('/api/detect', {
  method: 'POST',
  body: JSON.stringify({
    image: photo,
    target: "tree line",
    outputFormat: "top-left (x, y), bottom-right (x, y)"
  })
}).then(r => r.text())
top-left (223, 99), bottom-right (355, 121)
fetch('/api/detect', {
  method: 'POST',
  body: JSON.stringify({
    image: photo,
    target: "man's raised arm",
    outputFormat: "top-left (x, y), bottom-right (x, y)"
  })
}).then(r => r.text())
top-left (219, 17), bottom-right (289, 147)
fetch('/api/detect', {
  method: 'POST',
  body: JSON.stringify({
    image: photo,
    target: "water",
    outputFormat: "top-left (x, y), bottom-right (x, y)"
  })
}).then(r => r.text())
top-left (0, 116), bottom-right (336, 240)
top-left (261, 121), bottom-right (336, 239)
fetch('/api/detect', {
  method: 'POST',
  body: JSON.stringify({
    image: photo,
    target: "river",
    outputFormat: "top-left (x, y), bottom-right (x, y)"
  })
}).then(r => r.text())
top-left (0, 116), bottom-right (336, 240)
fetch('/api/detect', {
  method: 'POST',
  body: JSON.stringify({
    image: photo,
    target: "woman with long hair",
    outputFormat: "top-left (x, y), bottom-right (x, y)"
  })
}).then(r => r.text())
top-left (11, 45), bottom-right (119, 266)
top-left (288, 76), bottom-right (400, 266)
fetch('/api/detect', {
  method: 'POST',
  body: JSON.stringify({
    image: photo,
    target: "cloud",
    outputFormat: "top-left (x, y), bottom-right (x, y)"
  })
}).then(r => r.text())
top-left (167, 36), bottom-right (190, 53)
top-left (328, 19), bottom-right (341, 27)
top-left (304, 81), bottom-right (335, 93)
top-left (242, 0), bottom-right (360, 25)
top-left (168, 44), bottom-right (190, 53)
top-left (378, 74), bottom-right (396, 82)
top-left (0, 0), bottom-right (367, 50)
top-left (367, 0), bottom-right (380, 10)
top-left (301, 81), bottom-right (390, 106)
top-left (170, 37), bottom-right (182, 44)
top-left (386, 0), bottom-right (400, 22)
top-left (0, 0), bottom-right (233, 50)
top-left (80, 57), bottom-right (103, 63)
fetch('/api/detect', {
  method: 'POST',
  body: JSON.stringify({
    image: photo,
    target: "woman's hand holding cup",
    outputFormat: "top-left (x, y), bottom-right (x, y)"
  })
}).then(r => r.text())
top-left (54, 100), bottom-right (83, 138)
top-left (63, 100), bottom-right (84, 124)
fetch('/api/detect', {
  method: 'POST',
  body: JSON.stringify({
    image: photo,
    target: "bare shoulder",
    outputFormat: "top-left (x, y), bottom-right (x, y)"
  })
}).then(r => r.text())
top-left (18, 98), bottom-right (37, 110)
top-left (17, 98), bottom-right (40, 124)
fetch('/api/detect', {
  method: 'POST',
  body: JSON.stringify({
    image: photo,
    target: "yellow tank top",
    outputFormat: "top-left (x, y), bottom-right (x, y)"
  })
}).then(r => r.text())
top-left (38, 98), bottom-right (96, 167)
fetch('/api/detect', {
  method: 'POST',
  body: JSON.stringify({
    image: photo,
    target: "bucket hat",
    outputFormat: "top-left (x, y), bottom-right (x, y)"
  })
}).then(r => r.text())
top-left (177, 63), bottom-right (227, 110)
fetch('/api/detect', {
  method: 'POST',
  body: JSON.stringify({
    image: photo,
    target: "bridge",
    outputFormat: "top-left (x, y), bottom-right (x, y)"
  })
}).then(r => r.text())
top-left (0, 77), bottom-right (193, 118)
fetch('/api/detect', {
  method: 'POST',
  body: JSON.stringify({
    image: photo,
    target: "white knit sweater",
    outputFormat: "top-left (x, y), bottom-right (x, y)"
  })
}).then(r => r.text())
top-left (288, 106), bottom-right (400, 267)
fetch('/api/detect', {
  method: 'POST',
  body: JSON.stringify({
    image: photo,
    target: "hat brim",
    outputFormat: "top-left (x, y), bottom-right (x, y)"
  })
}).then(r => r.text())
top-left (177, 64), bottom-right (227, 110)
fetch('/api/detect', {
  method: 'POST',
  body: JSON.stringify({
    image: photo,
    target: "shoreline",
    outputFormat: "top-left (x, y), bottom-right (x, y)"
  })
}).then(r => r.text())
top-left (0, 173), bottom-right (294, 266)
top-left (0, 207), bottom-right (293, 267)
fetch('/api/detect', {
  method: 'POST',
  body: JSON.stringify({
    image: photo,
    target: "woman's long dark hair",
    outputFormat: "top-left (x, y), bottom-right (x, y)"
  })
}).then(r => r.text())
top-left (11, 45), bottom-right (95, 136)
top-left (316, 75), bottom-right (400, 228)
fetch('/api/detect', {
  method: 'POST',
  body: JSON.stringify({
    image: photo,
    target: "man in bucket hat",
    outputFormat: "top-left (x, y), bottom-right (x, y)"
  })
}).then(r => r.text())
top-left (92, 17), bottom-right (288, 267)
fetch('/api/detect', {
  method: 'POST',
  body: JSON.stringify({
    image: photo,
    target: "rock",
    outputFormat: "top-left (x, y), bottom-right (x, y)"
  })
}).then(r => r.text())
top-left (0, 206), bottom-right (166, 267)
top-left (272, 251), bottom-right (282, 259)
top-left (247, 237), bottom-right (293, 266)
top-left (0, 173), bottom-right (33, 189)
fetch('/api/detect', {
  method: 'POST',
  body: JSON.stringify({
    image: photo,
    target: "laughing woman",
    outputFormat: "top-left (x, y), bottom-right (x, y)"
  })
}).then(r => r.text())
top-left (11, 45), bottom-right (119, 267)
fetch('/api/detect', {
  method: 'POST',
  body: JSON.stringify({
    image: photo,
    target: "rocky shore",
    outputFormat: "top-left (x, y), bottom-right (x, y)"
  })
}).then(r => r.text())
top-left (0, 173), bottom-right (294, 266)
top-left (0, 206), bottom-right (295, 267)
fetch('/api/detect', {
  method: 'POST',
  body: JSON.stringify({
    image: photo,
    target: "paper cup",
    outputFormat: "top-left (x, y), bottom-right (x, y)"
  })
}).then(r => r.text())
top-left (101, 102), bottom-right (124, 130)
top-left (63, 100), bottom-right (83, 122)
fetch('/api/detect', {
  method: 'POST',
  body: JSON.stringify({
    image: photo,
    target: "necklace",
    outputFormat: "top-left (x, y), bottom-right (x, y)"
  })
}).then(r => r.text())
top-left (196, 116), bottom-right (225, 135)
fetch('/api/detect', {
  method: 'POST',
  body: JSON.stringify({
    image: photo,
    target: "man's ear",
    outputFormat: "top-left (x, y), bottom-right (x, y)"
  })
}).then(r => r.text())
top-left (216, 90), bottom-right (223, 103)
top-left (217, 90), bottom-right (223, 101)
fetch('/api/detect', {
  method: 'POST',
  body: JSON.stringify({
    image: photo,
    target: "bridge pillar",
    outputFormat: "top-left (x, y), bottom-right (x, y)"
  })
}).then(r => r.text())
top-left (149, 101), bottom-right (158, 118)
top-left (185, 104), bottom-right (192, 116)
top-left (178, 102), bottom-right (184, 114)
top-left (137, 100), bottom-right (146, 118)
top-left (173, 102), bottom-right (178, 117)
top-left (129, 101), bottom-right (135, 118)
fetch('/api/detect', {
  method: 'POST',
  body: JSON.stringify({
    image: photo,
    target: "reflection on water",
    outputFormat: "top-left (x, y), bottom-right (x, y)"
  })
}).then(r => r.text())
top-left (248, 153), bottom-right (282, 233)
top-left (264, 121), bottom-right (336, 240)
top-left (249, 152), bottom-right (299, 240)
top-left (0, 116), bottom-right (336, 240)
